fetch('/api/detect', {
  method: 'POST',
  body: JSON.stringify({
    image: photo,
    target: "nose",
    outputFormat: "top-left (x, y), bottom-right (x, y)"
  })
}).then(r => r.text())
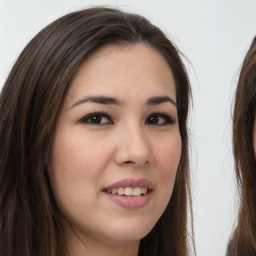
top-left (114, 124), bottom-right (153, 168)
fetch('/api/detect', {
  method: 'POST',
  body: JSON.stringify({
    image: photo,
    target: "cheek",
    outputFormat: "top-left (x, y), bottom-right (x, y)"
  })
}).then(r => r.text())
top-left (50, 129), bottom-right (111, 180)
top-left (150, 135), bottom-right (182, 220)
top-left (48, 130), bottom-right (109, 206)
top-left (153, 133), bottom-right (182, 196)
top-left (156, 135), bottom-right (182, 176)
top-left (48, 131), bottom-right (113, 227)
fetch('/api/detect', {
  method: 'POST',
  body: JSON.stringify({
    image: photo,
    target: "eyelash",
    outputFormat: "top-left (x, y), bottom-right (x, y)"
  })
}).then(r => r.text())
top-left (79, 112), bottom-right (113, 125)
top-left (146, 112), bottom-right (175, 125)
top-left (79, 111), bottom-right (175, 126)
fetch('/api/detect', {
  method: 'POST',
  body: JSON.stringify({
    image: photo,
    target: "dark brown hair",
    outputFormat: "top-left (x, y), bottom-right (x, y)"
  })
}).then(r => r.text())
top-left (0, 7), bottom-right (193, 256)
top-left (227, 37), bottom-right (256, 256)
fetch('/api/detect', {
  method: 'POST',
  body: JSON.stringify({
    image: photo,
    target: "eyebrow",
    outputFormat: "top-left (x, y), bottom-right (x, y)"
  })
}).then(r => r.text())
top-left (69, 95), bottom-right (177, 109)
top-left (146, 96), bottom-right (177, 107)
top-left (69, 96), bottom-right (122, 109)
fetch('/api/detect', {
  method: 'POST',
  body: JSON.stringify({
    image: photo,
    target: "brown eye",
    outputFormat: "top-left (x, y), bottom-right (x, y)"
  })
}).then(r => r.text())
top-left (146, 113), bottom-right (175, 125)
top-left (147, 115), bottom-right (159, 125)
top-left (89, 115), bottom-right (104, 124)
top-left (80, 112), bottom-right (113, 125)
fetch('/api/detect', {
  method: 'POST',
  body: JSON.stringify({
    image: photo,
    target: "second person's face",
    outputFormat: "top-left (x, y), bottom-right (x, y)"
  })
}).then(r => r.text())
top-left (49, 44), bottom-right (182, 249)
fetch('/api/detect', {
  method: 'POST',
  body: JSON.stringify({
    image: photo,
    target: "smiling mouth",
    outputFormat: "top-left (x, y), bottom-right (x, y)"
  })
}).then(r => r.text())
top-left (103, 179), bottom-right (153, 209)
top-left (104, 187), bottom-right (150, 197)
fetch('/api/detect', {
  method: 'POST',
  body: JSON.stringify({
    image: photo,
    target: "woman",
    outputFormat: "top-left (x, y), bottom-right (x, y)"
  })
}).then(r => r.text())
top-left (0, 7), bottom-right (194, 256)
top-left (227, 37), bottom-right (256, 255)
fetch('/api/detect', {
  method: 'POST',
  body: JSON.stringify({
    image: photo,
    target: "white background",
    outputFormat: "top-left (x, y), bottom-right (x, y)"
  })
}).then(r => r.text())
top-left (1, 0), bottom-right (256, 255)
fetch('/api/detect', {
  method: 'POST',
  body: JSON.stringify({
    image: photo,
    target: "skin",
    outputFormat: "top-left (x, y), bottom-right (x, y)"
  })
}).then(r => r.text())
top-left (49, 44), bottom-right (182, 256)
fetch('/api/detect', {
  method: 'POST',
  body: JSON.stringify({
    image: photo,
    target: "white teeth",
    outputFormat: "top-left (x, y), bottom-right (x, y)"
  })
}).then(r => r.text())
top-left (107, 187), bottom-right (148, 196)
top-left (117, 187), bottom-right (125, 195)
top-left (133, 187), bottom-right (141, 196)
top-left (142, 188), bottom-right (147, 195)
top-left (125, 187), bottom-right (133, 196)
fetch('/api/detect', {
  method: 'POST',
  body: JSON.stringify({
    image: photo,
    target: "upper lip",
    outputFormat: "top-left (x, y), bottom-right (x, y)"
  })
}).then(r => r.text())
top-left (103, 178), bottom-right (154, 190)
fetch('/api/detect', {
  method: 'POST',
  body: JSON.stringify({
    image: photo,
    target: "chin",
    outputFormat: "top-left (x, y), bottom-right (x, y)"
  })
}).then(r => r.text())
top-left (105, 219), bottom-right (155, 243)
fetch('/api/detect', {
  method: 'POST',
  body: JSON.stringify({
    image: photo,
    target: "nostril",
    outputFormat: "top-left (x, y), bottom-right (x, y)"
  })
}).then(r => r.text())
top-left (124, 160), bottom-right (134, 165)
top-left (114, 147), bottom-right (152, 167)
top-left (123, 160), bottom-right (150, 167)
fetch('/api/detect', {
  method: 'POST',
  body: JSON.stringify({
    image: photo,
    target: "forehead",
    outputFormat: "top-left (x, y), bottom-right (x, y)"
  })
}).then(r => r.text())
top-left (64, 44), bottom-right (176, 107)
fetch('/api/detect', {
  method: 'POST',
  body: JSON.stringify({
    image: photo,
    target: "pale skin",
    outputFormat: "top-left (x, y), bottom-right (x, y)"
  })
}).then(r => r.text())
top-left (49, 44), bottom-right (182, 256)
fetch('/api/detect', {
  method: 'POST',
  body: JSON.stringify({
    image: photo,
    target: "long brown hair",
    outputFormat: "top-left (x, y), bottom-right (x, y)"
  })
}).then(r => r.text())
top-left (0, 7), bottom-right (193, 256)
top-left (227, 37), bottom-right (256, 256)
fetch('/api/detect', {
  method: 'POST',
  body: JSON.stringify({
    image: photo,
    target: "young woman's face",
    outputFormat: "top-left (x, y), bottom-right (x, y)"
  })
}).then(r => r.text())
top-left (49, 44), bottom-right (182, 248)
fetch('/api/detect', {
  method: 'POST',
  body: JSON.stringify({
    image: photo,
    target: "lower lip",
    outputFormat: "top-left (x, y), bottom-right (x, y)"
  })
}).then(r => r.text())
top-left (103, 191), bottom-right (152, 209)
